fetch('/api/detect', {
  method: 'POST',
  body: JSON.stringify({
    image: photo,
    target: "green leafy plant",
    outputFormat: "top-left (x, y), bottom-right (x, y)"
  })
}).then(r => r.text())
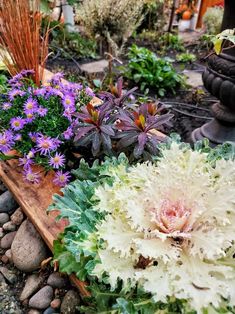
top-left (158, 33), bottom-right (185, 52)
top-left (176, 52), bottom-right (196, 63)
top-left (49, 139), bottom-right (235, 314)
top-left (42, 19), bottom-right (97, 59)
top-left (122, 44), bottom-right (184, 97)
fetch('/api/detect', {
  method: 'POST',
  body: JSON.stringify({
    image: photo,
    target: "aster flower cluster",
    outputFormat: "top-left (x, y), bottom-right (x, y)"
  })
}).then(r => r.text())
top-left (50, 142), bottom-right (235, 313)
top-left (0, 70), bottom-right (94, 186)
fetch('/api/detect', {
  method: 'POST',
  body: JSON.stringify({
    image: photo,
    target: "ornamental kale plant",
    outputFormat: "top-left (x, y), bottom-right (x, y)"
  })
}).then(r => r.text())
top-left (49, 141), bottom-right (235, 314)
top-left (0, 70), bottom-right (93, 185)
top-left (122, 44), bottom-right (185, 97)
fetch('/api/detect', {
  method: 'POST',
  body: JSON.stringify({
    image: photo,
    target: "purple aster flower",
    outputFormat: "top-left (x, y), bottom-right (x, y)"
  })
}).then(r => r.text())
top-left (33, 88), bottom-right (46, 97)
top-left (18, 155), bottom-right (34, 169)
top-left (50, 72), bottom-right (64, 85)
top-left (25, 112), bottom-right (35, 123)
top-left (62, 94), bottom-right (75, 108)
top-left (2, 102), bottom-right (12, 110)
top-left (49, 152), bottom-right (66, 169)
top-left (20, 69), bottom-right (34, 76)
top-left (8, 89), bottom-right (26, 100)
top-left (53, 170), bottom-right (71, 187)
top-left (85, 86), bottom-right (95, 97)
top-left (0, 130), bottom-right (14, 153)
top-left (46, 87), bottom-right (63, 98)
top-left (10, 117), bottom-right (25, 131)
top-left (23, 167), bottom-right (40, 184)
top-left (27, 149), bottom-right (36, 159)
top-left (37, 107), bottom-right (48, 117)
top-left (63, 126), bottom-right (73, 140)
top-left (29, 132), bottom-right (40, 143)
top-left (52, 137), bottom-right (62, 149)
top-left (72, 82), bottom-right (83, 91)
top-left (14, 134), bottom-right (22, 141)
top-left (36, 136), bottom-right (55, 155)
top-left (24, 98), bottom-right (38, 113)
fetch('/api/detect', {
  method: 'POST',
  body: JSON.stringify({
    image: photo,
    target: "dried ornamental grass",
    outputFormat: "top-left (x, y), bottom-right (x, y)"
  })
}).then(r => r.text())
top-left (0, 0), bottom-right (49, 85)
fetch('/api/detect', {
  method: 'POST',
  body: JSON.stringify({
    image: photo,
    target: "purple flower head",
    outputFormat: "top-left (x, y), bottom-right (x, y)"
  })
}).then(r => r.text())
top-left (18, 155), bottom-right (34, 169)
top-left (25, 112), bottom-right (35, 123)
top-left (8, 89), bottom-right (26, 101)
top-left (27, 149), bottom-right (36, 159)
top-left (24, 98), bottom-right (38, 113)
top-left (0, 130), bottom-right (14, 153)
top-left (29, 132), bottom-right (40, 143)
top-left (2, 102), bottom-right (12, 110)
top-left (53, 170), bottom-right (71, 187)
top-left (72, 83), bottom-right (83, 91)
top-left (50, 72), bottom-right (64, 85)
top-left (37, 107), bottom-right (48, 117)
top-left (46, 87), bottom-right (63, 98)
top-left (49, 152), bottom-right (66, 169)
top-left (63, 126), bottom-right (73, 140)
top-left (36, 136), bottom-right (56, 155)
top-left (20, 69), bottom-right (35, 76)
top-left (23, 167), bottom-right (40, 184)
top-left (10, 117), bottom-right (25, 131)
top-left (52, 137), bottom-right (62, 150)
top-left (62, 94), bottom-right (75, 108)
top-left (14, 134), bottom-right (22, 141)
top-left (85, 86), bottom-right (95, 97)
top-left (33, 88), bottom-right (46, 97)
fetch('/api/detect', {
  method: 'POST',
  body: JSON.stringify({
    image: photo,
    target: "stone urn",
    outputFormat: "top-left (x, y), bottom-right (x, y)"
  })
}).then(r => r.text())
top-left (191, 0), bottom-right (235, 145)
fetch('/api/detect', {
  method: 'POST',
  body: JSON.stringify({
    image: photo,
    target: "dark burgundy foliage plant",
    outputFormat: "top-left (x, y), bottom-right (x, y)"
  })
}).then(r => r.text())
top-left (98, 77), bottom-right (137, 108)
top-left (74, 103), bottom-right (115, 156)
top-left (115, 103), bottom-right (173, 159)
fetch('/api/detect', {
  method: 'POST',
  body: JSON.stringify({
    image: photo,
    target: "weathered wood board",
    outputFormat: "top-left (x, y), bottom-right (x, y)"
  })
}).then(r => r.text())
top-left (0, 159), bottom-right (89, 296)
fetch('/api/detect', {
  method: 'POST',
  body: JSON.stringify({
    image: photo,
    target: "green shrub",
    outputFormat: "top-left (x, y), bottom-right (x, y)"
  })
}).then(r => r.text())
top-left (122, 44), bottom-right (184, 97)
top-left (203, 6), bottom-right (224, 35)
top-left (43, 19), bottom-right (97, 59)
top-left (76, 0), bottom-right (145, 55)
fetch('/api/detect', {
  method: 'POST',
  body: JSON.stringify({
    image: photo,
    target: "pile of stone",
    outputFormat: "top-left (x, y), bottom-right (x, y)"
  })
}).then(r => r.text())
top-left (0, 181), bottom-right (80, 314)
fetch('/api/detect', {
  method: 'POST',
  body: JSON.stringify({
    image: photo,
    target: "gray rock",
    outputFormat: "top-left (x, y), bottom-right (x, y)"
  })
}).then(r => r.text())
top-left (11, 219), bottom-right (48, 272)
top-left (0, 266), bottom-right (17, 284)
top-left (0, 213), bottom-right (9, 226)
top-left (0, 191), bottom-right (18, 213)
top-left (20, 274), bottom-right (44, 301)
top-left (28, 310), bottom-right (41, 314)
top-left (11, 208), bottom-right (24, 225)
top-left (0, 273), bottom-right (5, 283)
top-left (5, 249), bottom-right (12, 262)
top-left (60, 290), bottom-right (80, 314)
top-left (0, 227), bottom-right (4, 238)
top-left (0, 231), bottom-right (16, 249)
top-left (28, 285), bottom-right (54, 310)
top-left (80, 59), bottom-right (108, 74)
top-left (2, 221), bottom-right (16, 232)
top-left (0, 182), bottom-right (7, 193)
top-left (43, 307), bottom-right (59, 314)
top-left (47, 272), bottom-right (67, 288)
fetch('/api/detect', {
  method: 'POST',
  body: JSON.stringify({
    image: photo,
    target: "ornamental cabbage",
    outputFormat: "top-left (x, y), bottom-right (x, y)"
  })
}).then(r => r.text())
top-left (50, 142), bottom-right (235, 313)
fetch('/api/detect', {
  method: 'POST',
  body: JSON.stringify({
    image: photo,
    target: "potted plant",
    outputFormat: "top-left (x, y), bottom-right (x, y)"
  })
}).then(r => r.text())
top-left (175, 0), bottom-right (198, 31)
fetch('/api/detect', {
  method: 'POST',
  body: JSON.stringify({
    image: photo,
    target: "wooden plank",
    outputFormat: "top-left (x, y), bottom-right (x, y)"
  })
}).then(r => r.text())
top-left (0, 159), bottom-right (90, 297)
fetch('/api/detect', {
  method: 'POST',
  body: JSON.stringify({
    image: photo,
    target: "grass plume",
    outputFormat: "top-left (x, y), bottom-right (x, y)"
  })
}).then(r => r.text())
top-left (0, 0), bottom-right (49, 85)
